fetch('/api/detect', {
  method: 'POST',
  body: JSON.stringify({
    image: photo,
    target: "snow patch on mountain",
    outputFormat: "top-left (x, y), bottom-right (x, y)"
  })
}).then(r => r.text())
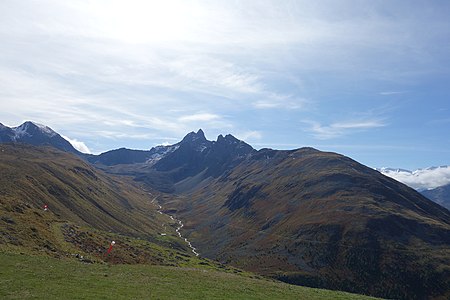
top-left (12, 124), bottom-right (29, 139)
top-left (33, 122), bottom-right (56, 136)
top-left (145, 145), bottom-right (180, 163)
top-left (378, 166), bottom-right (450, 191)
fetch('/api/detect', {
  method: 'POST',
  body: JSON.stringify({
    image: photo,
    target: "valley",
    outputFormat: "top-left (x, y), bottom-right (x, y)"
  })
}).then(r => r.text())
top-left (1, 123), bottom-right (449, 299)
top-left (150, 195), bottom-right (200, 256)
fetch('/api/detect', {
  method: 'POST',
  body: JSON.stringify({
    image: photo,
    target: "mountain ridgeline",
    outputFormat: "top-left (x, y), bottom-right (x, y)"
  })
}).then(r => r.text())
top-left (1, 122), bottom-right (449, 299)
top-left (89, 129), bottom-right (256, 193)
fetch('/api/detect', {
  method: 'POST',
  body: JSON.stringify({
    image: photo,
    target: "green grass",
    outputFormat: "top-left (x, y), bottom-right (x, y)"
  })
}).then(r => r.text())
top-left (0, 252), bottom-right (379, 300)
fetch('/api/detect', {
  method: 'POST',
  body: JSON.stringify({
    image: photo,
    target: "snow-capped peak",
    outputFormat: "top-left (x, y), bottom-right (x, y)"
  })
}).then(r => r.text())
top-left (12, 121), bottom-right (57, 139)
top-left (377, 167), bottom-right (412, 173)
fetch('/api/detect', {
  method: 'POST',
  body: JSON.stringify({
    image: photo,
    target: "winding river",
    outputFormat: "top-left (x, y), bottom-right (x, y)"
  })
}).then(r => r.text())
top-left (150, 195), bottom-right (199, 257)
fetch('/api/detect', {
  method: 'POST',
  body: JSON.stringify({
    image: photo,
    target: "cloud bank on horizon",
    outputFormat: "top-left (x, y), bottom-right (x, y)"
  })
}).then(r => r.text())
top-left (0, 0), bottom-right (449, 169)
top-left (379, 166), bottom-right (450, 191)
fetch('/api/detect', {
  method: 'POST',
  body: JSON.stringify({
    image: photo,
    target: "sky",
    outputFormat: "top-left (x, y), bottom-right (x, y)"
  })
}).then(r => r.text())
top-left (0, 0), bottom-right (449, 170)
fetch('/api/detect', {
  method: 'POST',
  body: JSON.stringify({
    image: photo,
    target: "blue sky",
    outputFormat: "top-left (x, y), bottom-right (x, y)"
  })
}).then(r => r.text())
top-left (0, 0), bottom-right (449, 169)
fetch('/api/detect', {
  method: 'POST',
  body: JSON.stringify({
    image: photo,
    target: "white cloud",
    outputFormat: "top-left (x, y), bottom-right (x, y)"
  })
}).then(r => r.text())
top-left (179, 113), bottom-right (220, 122)
top-left (305, 120), bottom-right (386, 139)
top-left (164, 56), bottom-right (264, 99)
top-left (61, 135), bottom-right (91, 154)
top-left (379, 91), bottom-right (407, 96)
top-left (333, 120), bottom-right (386, 129)
top-left (379, 166), bottom-right (450, 190)
top-left (235, 130), bottom-right (263, 141)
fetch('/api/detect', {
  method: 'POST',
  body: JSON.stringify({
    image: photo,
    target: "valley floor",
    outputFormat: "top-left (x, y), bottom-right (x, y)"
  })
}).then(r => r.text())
top-left (0, 252), bottom-right (380, 300)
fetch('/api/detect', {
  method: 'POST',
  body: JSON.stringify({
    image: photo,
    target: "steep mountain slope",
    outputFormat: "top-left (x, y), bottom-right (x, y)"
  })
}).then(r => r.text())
top-left (162, 148), bottom-right (450, 299)
top-left (0, 143), bottom-right (202, 265)
top-left (0, 121), bottom-right (80, 154)
top-left (422, 184), bottom-right (450, 210)
top-left (0, 143), bottom-right (160, 235)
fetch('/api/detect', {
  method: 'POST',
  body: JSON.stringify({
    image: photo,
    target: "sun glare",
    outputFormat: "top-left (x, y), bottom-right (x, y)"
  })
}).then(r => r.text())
top-left (91, 0), bottom-right (201, 43)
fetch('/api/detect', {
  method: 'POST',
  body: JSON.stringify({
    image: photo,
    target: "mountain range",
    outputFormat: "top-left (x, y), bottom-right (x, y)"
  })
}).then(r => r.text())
top-left (9, 119), bottom-right (444, 211)
top-left (1, 121), bottom-right (449, 299)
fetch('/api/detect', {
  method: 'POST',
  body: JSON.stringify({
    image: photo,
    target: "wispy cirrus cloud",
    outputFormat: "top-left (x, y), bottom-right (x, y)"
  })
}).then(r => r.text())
top-left (167, 56), bottom-right (263, 96)
top-left (379, 91), bottom-right (408, 96)
top-left (235, 130), bottom-right (263, 141)
top-left (305, 119), bottom-right (386, 140)
top-left (179, 113), bottom-right (221, 122)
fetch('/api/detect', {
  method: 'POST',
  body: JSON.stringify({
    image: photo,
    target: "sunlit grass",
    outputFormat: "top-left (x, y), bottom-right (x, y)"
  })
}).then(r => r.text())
top-left (0, 252), bottom-right (380, 300)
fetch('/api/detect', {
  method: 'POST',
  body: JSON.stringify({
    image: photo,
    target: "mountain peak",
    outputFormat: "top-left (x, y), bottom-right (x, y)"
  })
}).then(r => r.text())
top-left (15, 121), bottom-right (57, 137)
top-left (0, 121), bottom-right (79, 154)
top-left (196, 128), bottom-right (205, 137)
top-left (217, 133), bottom-right (240, 144)
top-left (181, 129), bottom-right (207, 143)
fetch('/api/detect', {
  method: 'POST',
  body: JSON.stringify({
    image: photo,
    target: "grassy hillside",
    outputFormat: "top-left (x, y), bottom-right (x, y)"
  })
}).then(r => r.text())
top-left (0, 143), bottom-right (164, 237)
top-left (0, 143), bottom-right (201, 265)
top-left (0, 252), bottom-right (380, 300)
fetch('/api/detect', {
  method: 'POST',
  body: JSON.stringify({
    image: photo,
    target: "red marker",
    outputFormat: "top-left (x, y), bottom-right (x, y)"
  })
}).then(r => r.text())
top-left (43, 204), bottom-right (48, 211)
top-left (105, 241), bottom-right (116, 255)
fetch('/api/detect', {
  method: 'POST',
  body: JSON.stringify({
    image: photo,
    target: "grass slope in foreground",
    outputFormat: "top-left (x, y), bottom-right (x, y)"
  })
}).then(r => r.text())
top-left (0, 252), bottom-right (380, 300)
